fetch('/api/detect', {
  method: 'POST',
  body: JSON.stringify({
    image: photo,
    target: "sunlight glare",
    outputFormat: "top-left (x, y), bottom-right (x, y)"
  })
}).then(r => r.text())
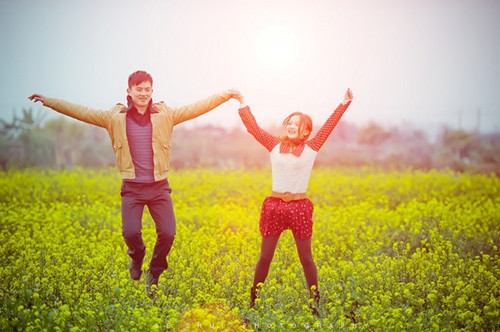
top-left (255, 25), bottom-right (299, 70)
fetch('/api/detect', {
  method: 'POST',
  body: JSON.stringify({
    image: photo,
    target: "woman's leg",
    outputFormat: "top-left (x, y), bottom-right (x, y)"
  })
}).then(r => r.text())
top-left (294, 235), bottom-right (320, 315)
top-left (293, 236), bottom-right (318, 288)
top-left (250, 235), bottom-right (280, 307)
top-left (252, 235), bottom-right (281, 287)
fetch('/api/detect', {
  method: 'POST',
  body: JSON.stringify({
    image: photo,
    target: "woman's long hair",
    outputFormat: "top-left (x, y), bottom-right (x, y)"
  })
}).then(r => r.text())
top-left (279, 112), bottom-right (313, 147)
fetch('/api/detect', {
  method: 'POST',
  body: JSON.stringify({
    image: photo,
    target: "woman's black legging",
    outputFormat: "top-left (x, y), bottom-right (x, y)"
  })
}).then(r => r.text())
top-left (252, 234), bottom-right (318, 289)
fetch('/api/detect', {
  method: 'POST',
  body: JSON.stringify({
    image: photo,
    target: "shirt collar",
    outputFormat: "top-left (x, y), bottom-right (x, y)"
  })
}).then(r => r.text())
top-left (280, 142), bottom-right (306, 156)
top-left (120, 96), bottom-right (157, 114)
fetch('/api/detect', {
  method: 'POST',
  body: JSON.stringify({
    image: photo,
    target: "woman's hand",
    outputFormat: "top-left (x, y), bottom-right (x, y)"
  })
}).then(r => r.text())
top-left (227, 88), bottom-right (245, 107)
top-left (342, 88), bottom-right (353, 105)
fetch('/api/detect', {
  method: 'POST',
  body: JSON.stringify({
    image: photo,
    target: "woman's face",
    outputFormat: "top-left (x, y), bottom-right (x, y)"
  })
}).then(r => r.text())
top-left (285, 115), bottom-right (302, 139)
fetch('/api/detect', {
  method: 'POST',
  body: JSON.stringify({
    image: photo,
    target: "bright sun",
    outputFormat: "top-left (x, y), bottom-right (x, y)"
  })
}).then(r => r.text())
top-left (254, 25), bottom-right (300, 70)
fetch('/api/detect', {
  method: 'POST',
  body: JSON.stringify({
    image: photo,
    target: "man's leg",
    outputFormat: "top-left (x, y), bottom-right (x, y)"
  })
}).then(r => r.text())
top-left (121, 181), bottom-right (147, 280)
top-left (146, 180), bottom-right (176, 281)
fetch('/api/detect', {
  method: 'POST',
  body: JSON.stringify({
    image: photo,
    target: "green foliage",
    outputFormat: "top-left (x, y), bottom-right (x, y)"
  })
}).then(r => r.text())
top-left (356, 122), bottom-right (391, 146)
top-left (1, 168), bottom-right (499, 331)
top-left (0, 108), bottom-right (45, 139)
top-left (2, 111), bottom-right (500, 173)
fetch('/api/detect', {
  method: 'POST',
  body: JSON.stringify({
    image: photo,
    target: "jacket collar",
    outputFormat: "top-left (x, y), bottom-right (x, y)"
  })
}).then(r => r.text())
top-left (120, 95), bottom-right (158, 114)
top-left (279, 142), bottom-right (306, 156)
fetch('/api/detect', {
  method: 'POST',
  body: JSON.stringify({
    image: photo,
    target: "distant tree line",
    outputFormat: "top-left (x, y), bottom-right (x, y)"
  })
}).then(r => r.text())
top-left (1, 108), bottom-right (499, 174)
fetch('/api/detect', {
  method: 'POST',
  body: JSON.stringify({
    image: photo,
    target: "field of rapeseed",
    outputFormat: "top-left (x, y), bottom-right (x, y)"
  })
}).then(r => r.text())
top-left (0, 167), bottom-right (499, 331)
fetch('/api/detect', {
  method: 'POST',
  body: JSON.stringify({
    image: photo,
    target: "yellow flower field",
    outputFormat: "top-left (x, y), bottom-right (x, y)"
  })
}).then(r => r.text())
top-left (0, 168), bottom-right (499, 331)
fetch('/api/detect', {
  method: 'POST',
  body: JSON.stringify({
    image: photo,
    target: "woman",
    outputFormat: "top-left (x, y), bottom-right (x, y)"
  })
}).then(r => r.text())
top-left (235, 89), bottom-right (353, 315)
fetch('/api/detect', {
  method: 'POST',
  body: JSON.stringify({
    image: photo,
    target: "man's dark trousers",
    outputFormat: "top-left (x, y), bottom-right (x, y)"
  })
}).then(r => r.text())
top-left (120, 179), bottom-right (176, 278)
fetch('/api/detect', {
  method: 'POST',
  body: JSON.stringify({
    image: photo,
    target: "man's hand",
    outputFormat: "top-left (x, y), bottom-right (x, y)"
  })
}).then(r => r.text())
top-left (342, 88), bottom-right (353, 105)
top-left (28, 94), bottom-right (46, 103)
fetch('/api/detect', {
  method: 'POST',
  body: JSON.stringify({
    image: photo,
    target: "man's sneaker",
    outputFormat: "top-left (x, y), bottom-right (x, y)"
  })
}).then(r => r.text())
top-left (145, 269), bottom-right (159, 298)
top-left (129, 260), bottom-right (142, 280)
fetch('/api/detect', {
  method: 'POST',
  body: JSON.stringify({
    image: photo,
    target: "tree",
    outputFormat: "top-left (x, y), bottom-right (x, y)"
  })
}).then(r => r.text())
top-left (44, 117), bottom-right (85, 168)
top-left (0, 108), bottom-right (48, 168)
top-left (0, 108), bottom-right (45, 139)
top-left (439, 129), bottom-right (478, 163)
top-left (357, 122), bottom-right (391, 146)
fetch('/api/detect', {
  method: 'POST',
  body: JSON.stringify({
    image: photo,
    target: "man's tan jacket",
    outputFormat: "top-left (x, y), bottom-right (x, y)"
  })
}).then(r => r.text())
top-left (43, 91), bottom-right (231, 181)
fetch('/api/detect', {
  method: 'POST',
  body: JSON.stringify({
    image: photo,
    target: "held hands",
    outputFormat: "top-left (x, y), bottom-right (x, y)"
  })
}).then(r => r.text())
top-left (342, 88), bottom-right (353, 105)
top-left (28, 94), bottom-right (46, 103)
top-left (226, 88), bottom-right (245, 106)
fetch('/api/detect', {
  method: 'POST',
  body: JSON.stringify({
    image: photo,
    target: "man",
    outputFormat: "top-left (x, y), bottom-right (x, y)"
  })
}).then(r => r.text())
top-left (29, 70), bottom-right (241, 295)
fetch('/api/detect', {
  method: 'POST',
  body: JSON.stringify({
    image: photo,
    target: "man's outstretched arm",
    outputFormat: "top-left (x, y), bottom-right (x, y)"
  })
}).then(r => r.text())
top-left (28, 94), bottom-right (112, 128)
top-left (170, 88), bottom-right (242, 125)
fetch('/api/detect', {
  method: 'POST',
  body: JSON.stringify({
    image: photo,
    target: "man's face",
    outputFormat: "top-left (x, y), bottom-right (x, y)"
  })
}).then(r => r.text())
top-left (127, 81), bottom-right (153, 109)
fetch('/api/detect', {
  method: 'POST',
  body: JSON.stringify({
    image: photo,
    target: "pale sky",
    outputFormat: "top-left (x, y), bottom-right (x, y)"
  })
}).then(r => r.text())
top-left (1, 0), bottom-right (499, 135)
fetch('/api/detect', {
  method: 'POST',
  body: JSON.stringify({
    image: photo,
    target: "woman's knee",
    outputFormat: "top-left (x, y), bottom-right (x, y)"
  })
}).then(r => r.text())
top-left (257, 253), bottom-right (274, 267)
top-left (299, 253), bottom-right (315, 269)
